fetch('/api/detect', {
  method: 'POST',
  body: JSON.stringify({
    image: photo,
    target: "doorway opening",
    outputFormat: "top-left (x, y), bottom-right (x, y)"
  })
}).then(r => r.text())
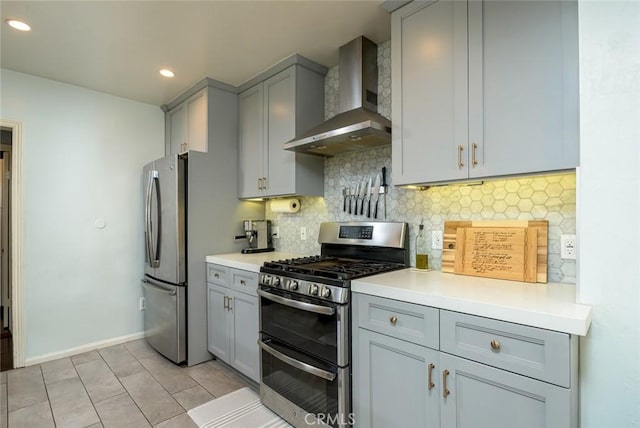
top-left (1, 127), bottom-right (12, 371)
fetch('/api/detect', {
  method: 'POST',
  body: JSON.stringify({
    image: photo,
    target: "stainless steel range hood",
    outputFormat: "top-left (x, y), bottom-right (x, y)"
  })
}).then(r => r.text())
top-left (283, 36), bottom-right (391, 157)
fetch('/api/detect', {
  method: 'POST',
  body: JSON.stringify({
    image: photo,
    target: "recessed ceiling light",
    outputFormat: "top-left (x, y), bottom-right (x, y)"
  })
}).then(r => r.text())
top-left (6, 19), bottom-right (31, 32)
top-left (159, 69), bottom-right (175, 78)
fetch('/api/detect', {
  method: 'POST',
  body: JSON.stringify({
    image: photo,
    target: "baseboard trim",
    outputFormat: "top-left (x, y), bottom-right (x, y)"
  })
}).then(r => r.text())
top-left (24, 331), bottom-right (145, 366)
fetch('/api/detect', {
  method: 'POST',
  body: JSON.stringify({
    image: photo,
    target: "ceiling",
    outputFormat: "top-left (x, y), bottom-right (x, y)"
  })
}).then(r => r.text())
top-left (0, 1), bottom-right (391, 106)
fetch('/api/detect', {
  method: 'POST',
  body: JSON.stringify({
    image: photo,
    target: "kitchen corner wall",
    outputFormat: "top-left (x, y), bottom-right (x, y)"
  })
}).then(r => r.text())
top-left (266, 41), bottom-right (577, 284)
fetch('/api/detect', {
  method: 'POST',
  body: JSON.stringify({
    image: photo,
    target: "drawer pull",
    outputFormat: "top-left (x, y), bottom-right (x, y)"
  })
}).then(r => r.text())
top-left (443, 370), bottom-right (450, 398)
top-left (428, 363), bottom-right (435, 390)
top-left (490, 339), bottom-right (501, 351)
top-left (214, 273), bottom-right (219, 278)
top-left (240, 280), bottom-right (246, 286)
top-left (390, 316), bottom-right (398, 325)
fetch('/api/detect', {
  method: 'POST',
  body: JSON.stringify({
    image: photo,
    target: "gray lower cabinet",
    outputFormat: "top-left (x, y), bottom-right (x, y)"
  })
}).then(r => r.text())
top-left (440, 353), bottom-right (572, 428)
top-left (206, 264), bottom-right (259, 382)
top-left (354, 329), bottom-right (440, 428)
top-left (352, 293), bottom-right (577, 428)
top-left (391, 0), bottom-right (579, 186)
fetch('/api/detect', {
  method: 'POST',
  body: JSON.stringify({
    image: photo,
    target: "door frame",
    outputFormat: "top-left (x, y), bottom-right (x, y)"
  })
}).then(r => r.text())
top-left (1, 119), bottom-right (24, 368)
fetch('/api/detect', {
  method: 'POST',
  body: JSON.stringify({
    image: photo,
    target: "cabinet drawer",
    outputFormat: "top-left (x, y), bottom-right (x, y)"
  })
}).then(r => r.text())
top-left (355, 294), bottom-right (439, 349)
top-left (206, 264), bottom-right (228, 286)
top-left (440, 310), bottom-right (573, 387)
top-left (229, 269), bottom-right (258, 297)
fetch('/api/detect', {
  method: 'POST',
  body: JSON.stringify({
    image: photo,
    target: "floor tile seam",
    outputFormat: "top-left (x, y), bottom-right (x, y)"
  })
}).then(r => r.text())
top-left (119, 368), bottom-right (180, 427)
top-left (46, 360), bottom-right (101, 427)
top-left (130, 351), bottom-right (197, 401)
top-left (5, 365), bottom-right (49, 413)
top-left (39, 365), bottom-right (56, 427)
top-left (183, 370), bottom-right (220, 399)
top-left (75, 350), bottom-right (147, 425)
top-left (99, 390), bottom-right (155, 428)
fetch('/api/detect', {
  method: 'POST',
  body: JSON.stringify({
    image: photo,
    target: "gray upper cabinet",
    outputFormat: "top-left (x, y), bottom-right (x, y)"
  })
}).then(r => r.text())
top-left (238, 61), bottom-right (326, 199)
top-left (392, 0), bottom-right (579, 186)
top-left (163, 78), bottom-right (239, 156)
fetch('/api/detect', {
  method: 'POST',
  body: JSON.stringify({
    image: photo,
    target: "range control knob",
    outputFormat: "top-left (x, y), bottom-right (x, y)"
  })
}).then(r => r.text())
top-left (272, 277), bottom-right (281, 287)
top-left (320, 286), bottom-right (331, 298)
top-left (288, 280), bottom-right (299, 290)
top-left (308, 284), bottom-right (319, 295)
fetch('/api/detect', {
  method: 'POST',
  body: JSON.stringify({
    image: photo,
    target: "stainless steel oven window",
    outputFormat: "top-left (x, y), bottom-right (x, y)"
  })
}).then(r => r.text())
top-left (259, 339), bottom-right (351, 428)
top-left (259, 287), bottom-right (349, 366)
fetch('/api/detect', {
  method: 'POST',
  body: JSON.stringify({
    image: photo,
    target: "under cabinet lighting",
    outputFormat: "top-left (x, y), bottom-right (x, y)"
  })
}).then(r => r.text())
top-left (6, 19), bottom-right (31, 31)
top-left (159, 69), bottom-right (175, 78)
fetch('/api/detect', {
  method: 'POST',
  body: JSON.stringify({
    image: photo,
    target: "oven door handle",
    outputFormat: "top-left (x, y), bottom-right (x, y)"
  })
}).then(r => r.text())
top-left (258, 340), bottom-right (337, 381)
top-left (257, 289), bottom-right (336, 316)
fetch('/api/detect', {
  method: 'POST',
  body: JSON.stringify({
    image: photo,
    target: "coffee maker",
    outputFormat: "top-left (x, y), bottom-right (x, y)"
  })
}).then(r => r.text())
top-left (241, 220), bottom-right (274, 254)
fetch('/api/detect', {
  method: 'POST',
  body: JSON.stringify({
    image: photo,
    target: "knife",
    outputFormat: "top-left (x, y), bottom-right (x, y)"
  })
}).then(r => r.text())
top-left (381, 167), bottom-right (388, 220)
top-left (365, 177), bottom-right (372, 217)
top-left (371, 174), bottom-right (381, 219)
top-left (343, 187), bottom-right (348, 212)
top-left (358, 180), bottom-right (367, 215)
top-left (352, 183), bottom-right (359, 214)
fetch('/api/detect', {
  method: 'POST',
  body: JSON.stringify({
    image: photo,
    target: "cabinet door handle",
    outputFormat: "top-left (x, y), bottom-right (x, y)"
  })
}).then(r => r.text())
top-left (214, 273), bottom-right (219, 279)
top-left (240, 279), bottom-right (246, 286)
top-left (472, 143), bottom-right (478, 167)
top-left (227, 296), bottom-right (233, 310)
top-left (457, 145), bottom-right (465, 169)
top-left (257, 178), bottom-right (262, 190)
top-left (223, 296), bottom-right (228, 309)
top-left (490, 339), bottom-right (501, 351)
top-left (443, 369), bottom-right (450, 398)
top-left (263, 177), bottom-right (267, 190)
top-left (390, 315), bottom-right (398, 325)
top-left (428, 363), bottom-right (435, 390)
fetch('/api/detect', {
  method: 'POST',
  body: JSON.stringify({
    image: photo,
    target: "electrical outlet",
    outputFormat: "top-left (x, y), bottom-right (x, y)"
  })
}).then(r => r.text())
top-left (300, 226), bottom-right (307, 241)
top-left (139, 297), bottom-right (146, 311)
top-left (273, 226), bottom-right (280, 239)
top-left (561, 235), bottom-right (577, 260)
top-left (431, 230), bottom-right (443, 250)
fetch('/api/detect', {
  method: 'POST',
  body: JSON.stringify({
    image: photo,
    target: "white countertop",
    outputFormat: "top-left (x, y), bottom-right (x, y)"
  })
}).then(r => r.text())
top-left (352, 269), bottom-right (592, 336)
top-left (205, 251), bottom-right (304, 273)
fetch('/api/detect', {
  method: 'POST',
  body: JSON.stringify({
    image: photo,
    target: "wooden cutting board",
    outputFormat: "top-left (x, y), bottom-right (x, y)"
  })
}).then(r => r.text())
top-left (442, 220), bottom-right (548, 283)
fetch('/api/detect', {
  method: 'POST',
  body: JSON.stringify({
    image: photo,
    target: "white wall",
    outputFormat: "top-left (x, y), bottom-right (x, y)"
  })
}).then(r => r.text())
top-left (0, 69), bottom-right (164, 360)
top-left (578, 1), bottom-right (640, 426)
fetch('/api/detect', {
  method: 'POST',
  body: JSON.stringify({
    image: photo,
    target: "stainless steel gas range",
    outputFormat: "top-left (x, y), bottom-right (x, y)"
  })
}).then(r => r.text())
top-left (257, 222), bottom-right (409, 428)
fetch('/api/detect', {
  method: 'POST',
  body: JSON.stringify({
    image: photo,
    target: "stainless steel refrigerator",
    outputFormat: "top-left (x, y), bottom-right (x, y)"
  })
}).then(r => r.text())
top-left (142, 150), bottom-right (263, 365)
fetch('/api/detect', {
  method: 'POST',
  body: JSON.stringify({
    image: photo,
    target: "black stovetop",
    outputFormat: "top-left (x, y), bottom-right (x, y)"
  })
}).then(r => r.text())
top-left (262, 255), bottom-right (404, 282)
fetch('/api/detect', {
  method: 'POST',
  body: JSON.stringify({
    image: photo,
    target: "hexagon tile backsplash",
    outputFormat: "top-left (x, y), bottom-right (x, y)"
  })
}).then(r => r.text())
top-left (266, 146), bottom-right (577, 284)
top-left (266, 39), bottom-right (576, 284)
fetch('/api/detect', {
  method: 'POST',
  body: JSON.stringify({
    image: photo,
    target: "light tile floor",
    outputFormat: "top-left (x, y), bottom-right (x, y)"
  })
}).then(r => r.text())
top-left (0, 339), bottom-right (255, 427)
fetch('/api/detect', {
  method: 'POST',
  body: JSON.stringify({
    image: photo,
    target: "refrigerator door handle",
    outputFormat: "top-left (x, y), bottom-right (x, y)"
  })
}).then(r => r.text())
top-left (149, 170), bottom-right (161, 268)
top-left (144, 171), bottom-right (154, 267)
top-left (142, 279), bottom-right (177, 296)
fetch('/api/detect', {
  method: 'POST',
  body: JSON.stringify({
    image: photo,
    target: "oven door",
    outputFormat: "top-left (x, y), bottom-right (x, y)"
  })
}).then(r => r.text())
top-left (259, 337), bottom-right (351, 428)
top-left (258, 286), bottom-right (349, 366)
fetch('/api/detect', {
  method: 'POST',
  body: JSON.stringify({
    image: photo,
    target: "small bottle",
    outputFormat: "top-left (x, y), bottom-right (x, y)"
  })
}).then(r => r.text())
top-left (415, 221), bottom-right (429, 269)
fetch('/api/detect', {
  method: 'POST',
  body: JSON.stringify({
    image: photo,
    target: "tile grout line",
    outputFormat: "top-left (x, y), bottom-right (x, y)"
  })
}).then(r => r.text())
top-left (103, 345), bottom-right (156, 427)
top-left (126, 344), bottom-right (196, 425)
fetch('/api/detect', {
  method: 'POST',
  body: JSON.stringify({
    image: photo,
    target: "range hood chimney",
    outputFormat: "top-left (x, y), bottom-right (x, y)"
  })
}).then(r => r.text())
top-left (283, 36), bottom-right (391, 157)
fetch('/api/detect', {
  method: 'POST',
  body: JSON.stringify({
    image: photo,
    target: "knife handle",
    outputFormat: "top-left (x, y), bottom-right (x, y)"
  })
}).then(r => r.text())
top-left (367, 200), bottom-right (371, 218)
top-left (374, 201), bottom-right (378, 219)
top-left (381, 167), bottom-right (388, 187)
top-left (343, 195), bottom-right (347, 212)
